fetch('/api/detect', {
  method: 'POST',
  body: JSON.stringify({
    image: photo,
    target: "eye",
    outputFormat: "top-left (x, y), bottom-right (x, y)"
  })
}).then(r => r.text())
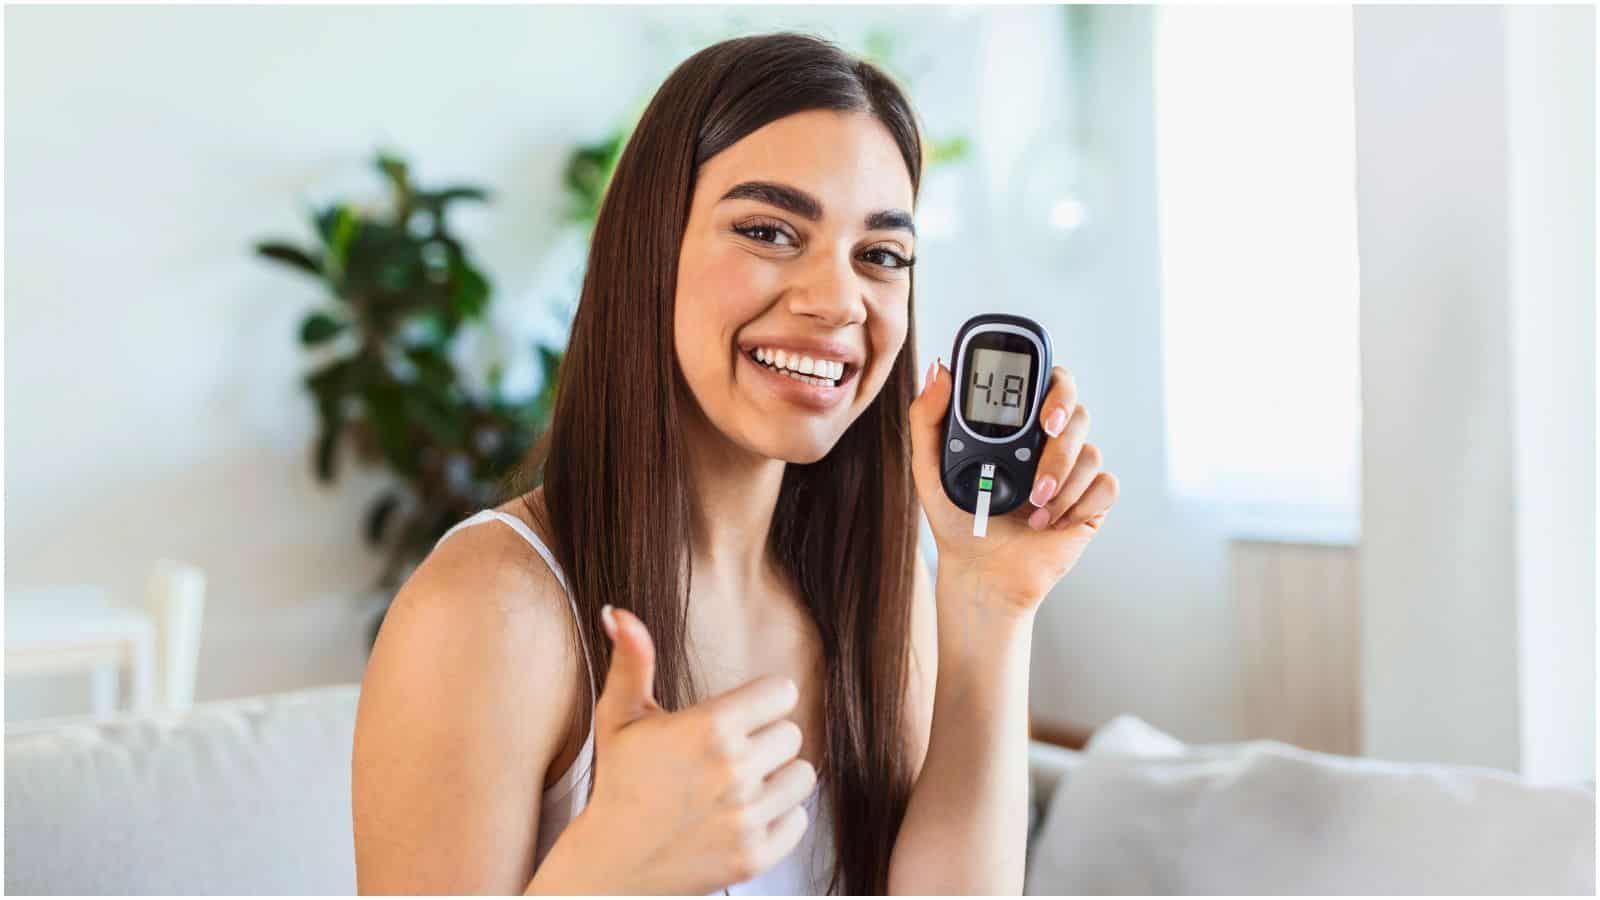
top-left (862, 247), bottom-right (916, 270)
top-left (733, 219), bottom-right (797, 247)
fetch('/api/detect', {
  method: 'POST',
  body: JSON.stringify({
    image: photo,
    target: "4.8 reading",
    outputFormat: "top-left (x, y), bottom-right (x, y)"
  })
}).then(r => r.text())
top-left (972, 370), bottom-right (1025, 408)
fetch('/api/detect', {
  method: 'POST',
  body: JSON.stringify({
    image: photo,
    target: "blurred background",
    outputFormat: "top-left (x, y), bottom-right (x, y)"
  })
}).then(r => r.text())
top-left (5, 3), bottom-right (1594, 787)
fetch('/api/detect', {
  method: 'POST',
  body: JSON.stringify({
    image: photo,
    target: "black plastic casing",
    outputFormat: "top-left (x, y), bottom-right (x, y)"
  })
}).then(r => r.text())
top-left (938, 313), bottom-right (1054, 516)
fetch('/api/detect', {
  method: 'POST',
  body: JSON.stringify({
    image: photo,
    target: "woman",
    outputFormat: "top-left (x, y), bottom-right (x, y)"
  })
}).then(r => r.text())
top-left (352, 31), bottom-right (1117, 895)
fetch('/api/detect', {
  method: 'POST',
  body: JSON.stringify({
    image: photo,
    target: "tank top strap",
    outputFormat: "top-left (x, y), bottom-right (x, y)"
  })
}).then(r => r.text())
top-left (434, 509), bottom-right (598, 706)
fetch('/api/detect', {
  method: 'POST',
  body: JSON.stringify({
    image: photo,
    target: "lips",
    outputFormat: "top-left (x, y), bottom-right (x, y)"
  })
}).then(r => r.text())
top-left (750, 346), bottom-right (846, 385)
top-left (738, 346), bottom-right (857, 412)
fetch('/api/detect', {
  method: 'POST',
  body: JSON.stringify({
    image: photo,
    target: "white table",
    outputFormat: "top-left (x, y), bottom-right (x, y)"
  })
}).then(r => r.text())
top-left (6, 585), bottom-right (156, 715)
top-left (7, 562), bottom-right (205, 719)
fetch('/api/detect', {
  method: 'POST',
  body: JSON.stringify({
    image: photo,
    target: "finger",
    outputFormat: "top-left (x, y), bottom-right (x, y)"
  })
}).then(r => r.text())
top-left (906, 356), bottom-right (954, 509)
top-left (738, 718), bottom-right (803, 782)
top-left (593, 606), bottom-right (658, 739)
top-left (1057, 471), bottom-right (1121, 529)
top-left (1025, 403), bottom-right (1090, 525)
top-left (748, 756), bottom-right (818, 825)
top-left (1036, 366), bottom-right (1078, 440)
top-left (697, 673), bottom-right (799, 736)
top-left (1034, 442), bottom-right (1101, 530)
top-left (762, 803), bottom-right (810, 866)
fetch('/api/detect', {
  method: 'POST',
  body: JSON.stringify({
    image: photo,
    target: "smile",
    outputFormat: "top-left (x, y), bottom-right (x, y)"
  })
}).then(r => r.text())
top-left (748, 346), bottom-right (847, 387)
top-left (738, 346), bottom-right (860, 411)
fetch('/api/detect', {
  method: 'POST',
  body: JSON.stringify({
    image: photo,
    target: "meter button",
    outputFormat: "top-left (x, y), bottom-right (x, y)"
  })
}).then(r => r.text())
top-left (948, 438), bottom-right (965, 453)
top-left (1014, 447), bottom-right (1032, 462)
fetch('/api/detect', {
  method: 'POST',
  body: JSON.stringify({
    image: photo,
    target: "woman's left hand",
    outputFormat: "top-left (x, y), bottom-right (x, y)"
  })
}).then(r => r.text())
top-left (908, 357), bottom-right (1119, 613)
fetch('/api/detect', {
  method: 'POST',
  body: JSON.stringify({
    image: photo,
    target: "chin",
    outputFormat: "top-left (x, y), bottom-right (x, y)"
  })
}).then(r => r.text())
top-left (751, 426), bottom-right (840, 465)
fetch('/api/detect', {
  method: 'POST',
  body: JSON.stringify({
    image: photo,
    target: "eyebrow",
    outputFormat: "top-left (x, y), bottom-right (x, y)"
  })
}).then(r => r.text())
top-left (718, 180), bottom-right (915, 238)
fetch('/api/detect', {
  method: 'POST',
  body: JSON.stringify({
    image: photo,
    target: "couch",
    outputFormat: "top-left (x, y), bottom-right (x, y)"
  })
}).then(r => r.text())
top-left (4, 683), bottom-right (1080, 894)
top-left (8, 684), bottom-right (1592, 895)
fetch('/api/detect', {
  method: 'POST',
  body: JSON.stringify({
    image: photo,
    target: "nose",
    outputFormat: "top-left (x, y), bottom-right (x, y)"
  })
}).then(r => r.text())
top-left (787, 247), bottom-right (867, 328)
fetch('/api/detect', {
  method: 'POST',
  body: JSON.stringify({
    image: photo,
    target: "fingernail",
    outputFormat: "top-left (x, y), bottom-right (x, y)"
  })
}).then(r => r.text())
top-left (922, 359), bottom-right (936, 393)
top-left (1030, 476), bottom-right (1057, 507)
top-left (1029, 507), bottom-right (1051, 529)
top-left (1043, 408), bottom-right (1067, 437)
top-left (600, 604), bottom-right (617, 638)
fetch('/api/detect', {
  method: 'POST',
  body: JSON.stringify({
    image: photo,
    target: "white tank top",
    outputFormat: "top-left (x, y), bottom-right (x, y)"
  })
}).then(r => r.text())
top-left (434, 509), bottom-right (836, 895)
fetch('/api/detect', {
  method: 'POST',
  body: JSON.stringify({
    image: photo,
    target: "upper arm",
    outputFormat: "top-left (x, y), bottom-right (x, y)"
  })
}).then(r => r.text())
top-left (352, 525), bottom-right (581, 894)
top-left (904, 548), bottom-right (938, 783)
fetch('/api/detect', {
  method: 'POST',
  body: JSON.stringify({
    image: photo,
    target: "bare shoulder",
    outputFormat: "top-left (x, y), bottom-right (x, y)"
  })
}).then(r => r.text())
top-left (352, 489), bottom-right (581, 892)
top-left (369, 487), bottom-right (580, 721)
top-left (396, 491), bottom-right (567, 619)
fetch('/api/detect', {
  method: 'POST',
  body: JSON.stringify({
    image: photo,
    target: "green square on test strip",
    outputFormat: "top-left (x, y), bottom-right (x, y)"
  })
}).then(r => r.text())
top-left (979, 477), bottom-right (993, 490)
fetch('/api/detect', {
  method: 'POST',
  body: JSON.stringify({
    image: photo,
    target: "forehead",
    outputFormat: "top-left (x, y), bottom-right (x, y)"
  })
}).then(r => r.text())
top-left (694, 109), bottom-right (915, 218)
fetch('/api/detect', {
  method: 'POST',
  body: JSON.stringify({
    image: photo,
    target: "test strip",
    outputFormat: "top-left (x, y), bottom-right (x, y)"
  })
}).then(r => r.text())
top-left (972, 463), bottom-right (996, 537)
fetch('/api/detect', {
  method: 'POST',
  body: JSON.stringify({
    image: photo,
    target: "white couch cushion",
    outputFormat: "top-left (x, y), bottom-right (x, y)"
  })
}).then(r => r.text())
top-left (5, 683), bottom-right (360, 895)
top-left (1026, 715), bottom-right (1597, 895)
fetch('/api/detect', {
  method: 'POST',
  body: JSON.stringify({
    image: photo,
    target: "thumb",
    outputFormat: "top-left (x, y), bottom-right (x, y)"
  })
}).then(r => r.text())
top-left (593, 605), bottom-right (658, 740)
top-left (907, 356), bottom-right (954, 506)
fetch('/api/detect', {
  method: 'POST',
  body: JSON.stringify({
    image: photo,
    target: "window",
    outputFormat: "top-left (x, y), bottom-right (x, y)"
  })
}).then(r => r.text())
top-left (1153, 5), bottom-right (1362, 543)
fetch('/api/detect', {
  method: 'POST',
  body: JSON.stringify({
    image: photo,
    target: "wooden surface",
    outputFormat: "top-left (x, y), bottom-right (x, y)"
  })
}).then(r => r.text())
top-left (1232, 539), bottom-right (1362, 755)
top-left (1029, 717), bottom-right (1095, 751)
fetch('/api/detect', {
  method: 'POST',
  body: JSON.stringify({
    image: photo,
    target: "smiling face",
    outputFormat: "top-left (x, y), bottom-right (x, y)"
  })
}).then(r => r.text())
top-left (673, 109), bottom-right (917, 464)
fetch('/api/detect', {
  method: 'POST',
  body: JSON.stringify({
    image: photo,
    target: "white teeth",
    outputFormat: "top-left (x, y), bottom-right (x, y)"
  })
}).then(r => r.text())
top-left (752, 348), bottom-right (846, 373)
top-left (749, 345), bottom-right (848, 386)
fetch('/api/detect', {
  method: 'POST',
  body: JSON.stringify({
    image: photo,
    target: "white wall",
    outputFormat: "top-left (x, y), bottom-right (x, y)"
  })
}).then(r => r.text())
top-left (1354, 5), bottom-right (1596, 779)
top-left (1505, 4), bottom-right (1596, 783)
top-left (1354, 3), bottom-right (1521, 773)
top-left (1020, 6), bottom-right (1248, 743)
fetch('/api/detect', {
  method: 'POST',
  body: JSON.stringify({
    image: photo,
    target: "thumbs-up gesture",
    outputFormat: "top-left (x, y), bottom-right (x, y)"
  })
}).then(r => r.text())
top-left (551, 604), bottom-right (816, 894)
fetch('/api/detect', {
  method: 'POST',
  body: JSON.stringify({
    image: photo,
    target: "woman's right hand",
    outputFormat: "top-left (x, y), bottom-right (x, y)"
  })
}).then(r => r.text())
top-left (527, 605), bottom-right (816, 895)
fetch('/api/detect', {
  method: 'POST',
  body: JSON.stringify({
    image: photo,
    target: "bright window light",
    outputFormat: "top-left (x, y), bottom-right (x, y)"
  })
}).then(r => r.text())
top-left (1154, 5), bottom-right (1362, 543)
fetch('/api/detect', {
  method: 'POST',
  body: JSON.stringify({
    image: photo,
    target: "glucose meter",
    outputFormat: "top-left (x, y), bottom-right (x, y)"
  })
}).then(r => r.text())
top-left (938, 314), bottom-right (1054, 536)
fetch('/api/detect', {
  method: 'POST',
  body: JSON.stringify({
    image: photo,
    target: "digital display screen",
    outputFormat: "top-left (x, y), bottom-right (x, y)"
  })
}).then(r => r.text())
top-left (964, 348), bottom-right (1032, 428)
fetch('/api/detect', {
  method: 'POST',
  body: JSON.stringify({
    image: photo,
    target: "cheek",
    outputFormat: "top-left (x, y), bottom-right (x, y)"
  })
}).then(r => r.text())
top-left (675, 244), bottom-right (773, 375)
top-left (859, 302), bottom-right (911, 396)
top-left (681, 242), bottom-right (775, 322)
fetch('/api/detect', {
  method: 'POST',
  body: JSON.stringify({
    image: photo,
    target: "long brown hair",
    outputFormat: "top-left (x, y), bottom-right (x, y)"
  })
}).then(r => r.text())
top-left (511, 31), bottom-right (924, 895)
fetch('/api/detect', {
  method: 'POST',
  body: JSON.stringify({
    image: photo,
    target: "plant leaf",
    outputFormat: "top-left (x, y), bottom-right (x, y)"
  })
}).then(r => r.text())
top-left (317, 205), bottom-right (362, 284)
top-left (375, 152), bottom-right (409, 193)
top-left (927, 135), bottom-right (972, 167)
top-left (417, 186), bottom-right (490, 209)
top-left (255, 241), bottom-right (323, 276)
top-left (315, 427), bottom-right (339, 483)
top-left (304, 358), bottom-right (352, 403)
top-left (405, 346), bottom-right (457, 394)
top-left (300, 312), bottom-right (346, 346)
top-left (366, 492), bottom-right (400, 545)
top-left (361, 380), bottom-right (415, 476)
top-left (450, 259), bottom-right (490, 320)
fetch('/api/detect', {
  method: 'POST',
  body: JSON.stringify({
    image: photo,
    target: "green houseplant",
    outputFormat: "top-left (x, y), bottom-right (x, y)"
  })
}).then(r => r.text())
top-left (254, 152), bottom-right (565, 614)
